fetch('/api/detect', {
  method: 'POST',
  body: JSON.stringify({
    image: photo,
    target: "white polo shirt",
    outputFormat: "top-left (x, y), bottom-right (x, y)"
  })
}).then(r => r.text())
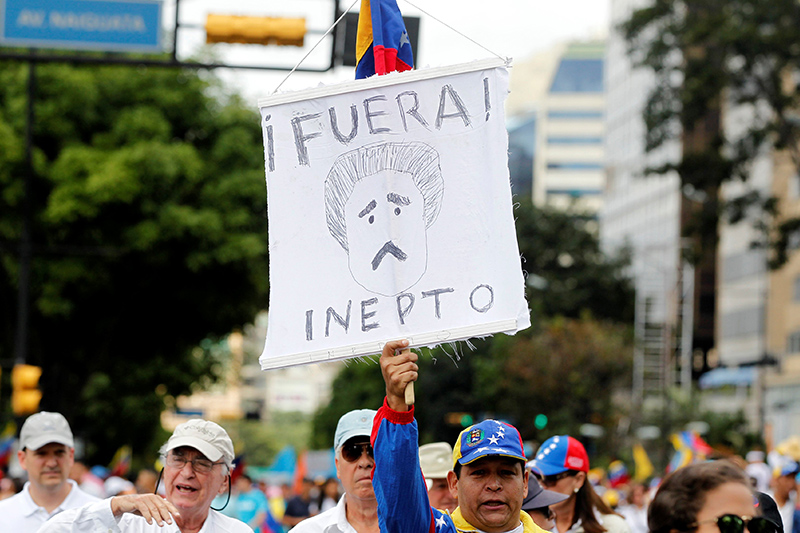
top-left (0, 479), bottom-right (99, 532)
top-left (37, 498), bottom-right (254, 533)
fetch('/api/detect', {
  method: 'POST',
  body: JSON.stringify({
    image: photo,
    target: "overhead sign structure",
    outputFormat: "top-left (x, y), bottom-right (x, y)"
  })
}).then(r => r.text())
top-left (0, 0), bottom-right (162, 52)
top-left (258, 58), bottom-right (531, 370)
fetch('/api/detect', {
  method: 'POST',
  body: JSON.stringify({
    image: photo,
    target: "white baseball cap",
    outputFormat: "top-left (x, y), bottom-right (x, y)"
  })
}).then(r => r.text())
top-left (20, 412), bottom-right (74, 451)
top-left (420, 442), bottom-right (453, 480)
top-left (165, 419), bottom-right (234, 467)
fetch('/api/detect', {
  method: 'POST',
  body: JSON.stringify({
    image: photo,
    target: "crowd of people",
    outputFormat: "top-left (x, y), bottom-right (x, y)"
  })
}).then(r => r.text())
top-left (0, 340), bottom-right (797, 533)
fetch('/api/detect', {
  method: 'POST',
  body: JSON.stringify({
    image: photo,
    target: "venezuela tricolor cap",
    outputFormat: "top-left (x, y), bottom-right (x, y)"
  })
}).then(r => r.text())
top-left (453, 419), bottom-right (526, 467)
top-left (528, 435), bottom-right (589, 475)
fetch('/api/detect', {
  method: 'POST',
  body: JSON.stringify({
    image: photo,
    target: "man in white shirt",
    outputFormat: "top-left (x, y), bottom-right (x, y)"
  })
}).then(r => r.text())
top-left (38, 418), bottom-right (253, 533)
top-left (0, 411), bottom-right (99, 532)
top-left (291, 409), bottom-right (379, 533)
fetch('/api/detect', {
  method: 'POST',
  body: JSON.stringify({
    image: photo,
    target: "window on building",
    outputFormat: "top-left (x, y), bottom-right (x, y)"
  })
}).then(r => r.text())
top-left (547, 136), bottom-right (603, 145)
top-left (547, 110), bottom-right (604, 120)
top-left (546, 162), bottom-right (604, 170)
top-left (788, 331), bottom-right (800, 354)
top-left (549, 58), bottom-right (604, 93)
top-left (507, 115), bottom-right (536, 197)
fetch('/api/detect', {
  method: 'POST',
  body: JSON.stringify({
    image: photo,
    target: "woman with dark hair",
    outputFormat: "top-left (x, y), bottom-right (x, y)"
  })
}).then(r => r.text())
top-left (528, 435), bottom-right (630, 533)
top-left (649, 460), bottom-right (778, 533)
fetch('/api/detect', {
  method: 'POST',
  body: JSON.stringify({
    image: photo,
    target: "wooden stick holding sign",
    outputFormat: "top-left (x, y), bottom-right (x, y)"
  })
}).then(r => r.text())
top-left (393, 345), bottom-right (415, 405)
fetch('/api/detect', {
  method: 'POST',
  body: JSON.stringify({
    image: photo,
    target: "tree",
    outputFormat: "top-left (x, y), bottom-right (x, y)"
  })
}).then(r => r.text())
top-left (621, 0), bottom-right (800, 267)
top-left (0, 61), bottom-right (269, 463)
top-left (514, 198), bottom-right (634, 323)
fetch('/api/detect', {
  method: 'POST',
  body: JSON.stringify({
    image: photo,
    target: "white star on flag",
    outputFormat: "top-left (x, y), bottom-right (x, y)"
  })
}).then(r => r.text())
top-left (435, 516), bottom-right (447, 530)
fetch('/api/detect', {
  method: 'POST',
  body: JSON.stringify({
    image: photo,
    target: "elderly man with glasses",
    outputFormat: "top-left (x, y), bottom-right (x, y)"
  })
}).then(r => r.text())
top-left (292, 409), bottom-right (379, 533)
top-left (39, 419), bottom-right (253, 533)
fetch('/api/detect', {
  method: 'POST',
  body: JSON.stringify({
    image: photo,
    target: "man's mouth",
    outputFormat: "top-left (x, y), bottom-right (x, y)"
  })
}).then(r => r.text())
top-left (176, 484), bottom-right (198, 493)
top-left (371, 241), bottom-right (407, 270)
top-left (480, 500), bottom-right (506, 510)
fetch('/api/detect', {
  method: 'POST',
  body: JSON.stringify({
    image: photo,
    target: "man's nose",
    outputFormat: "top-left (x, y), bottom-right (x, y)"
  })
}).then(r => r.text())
top-left (181, 460), bottom-right (196, 476)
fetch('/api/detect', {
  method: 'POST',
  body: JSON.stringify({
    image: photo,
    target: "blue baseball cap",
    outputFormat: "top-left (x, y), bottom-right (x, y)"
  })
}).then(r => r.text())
top-left (528, 435), bottom-right (589, 476)
top-left (334, 409), bottom-right (376, 450)
top-left (452, 419), bottom-right (526, 466)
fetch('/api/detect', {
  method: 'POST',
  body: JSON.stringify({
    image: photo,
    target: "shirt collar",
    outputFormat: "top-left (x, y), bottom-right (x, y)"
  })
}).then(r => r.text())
top-left (20, 479), bottom-right (79, 518)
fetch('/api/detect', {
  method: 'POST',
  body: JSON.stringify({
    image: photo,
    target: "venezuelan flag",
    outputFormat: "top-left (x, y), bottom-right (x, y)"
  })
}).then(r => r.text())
top-left (355, 0), bottom-right (413, 79)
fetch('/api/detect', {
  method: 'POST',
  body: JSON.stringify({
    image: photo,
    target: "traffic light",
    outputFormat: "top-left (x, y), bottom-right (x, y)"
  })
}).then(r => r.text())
top-left (12, 364), bottom-right (42, 416)
top-left (445, 412), bottom-right (475, 427)
top-left (534, 413), bottom-right (548, 430)
top-left (205, 14), bottom-right (306, 47)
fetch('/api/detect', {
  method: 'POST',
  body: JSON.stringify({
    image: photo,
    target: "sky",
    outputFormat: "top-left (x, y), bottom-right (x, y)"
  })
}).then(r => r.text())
top-left (168, 0), bottom-right (610, 103)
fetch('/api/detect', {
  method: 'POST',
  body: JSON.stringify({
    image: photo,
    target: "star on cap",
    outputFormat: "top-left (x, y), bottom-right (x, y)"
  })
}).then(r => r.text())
top-left (488, 435), bottom-right (500, 445)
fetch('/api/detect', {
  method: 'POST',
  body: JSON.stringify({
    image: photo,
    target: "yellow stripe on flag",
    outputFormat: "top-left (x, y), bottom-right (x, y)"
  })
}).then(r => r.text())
top-left (355, 0), bottom-right (373, 61)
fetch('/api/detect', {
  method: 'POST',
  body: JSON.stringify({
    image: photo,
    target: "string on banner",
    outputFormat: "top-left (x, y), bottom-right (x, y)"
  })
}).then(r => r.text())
top-left (272, 0), bottom-right (360, 94)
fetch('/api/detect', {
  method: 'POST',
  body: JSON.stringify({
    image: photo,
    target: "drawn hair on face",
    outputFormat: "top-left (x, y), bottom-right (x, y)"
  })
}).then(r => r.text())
top-left (325, 141), bottom-right (444, 251)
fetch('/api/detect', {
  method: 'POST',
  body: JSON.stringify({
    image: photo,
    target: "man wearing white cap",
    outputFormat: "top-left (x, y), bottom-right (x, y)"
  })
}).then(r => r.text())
top-left (292, 409), bottom-right (379, 533)
top-left (39, 418), bottom-right (253, 533)
top-left (0, 411), bottom-right (99, 531)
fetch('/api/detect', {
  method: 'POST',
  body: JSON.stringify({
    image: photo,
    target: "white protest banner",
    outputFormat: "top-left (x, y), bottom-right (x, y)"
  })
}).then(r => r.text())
top-left (259, 57), bottom-right (530, 370)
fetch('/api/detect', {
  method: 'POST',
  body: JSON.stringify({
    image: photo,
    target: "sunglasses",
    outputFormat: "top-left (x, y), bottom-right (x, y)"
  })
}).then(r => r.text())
top-left (341, 441), bottom-right (373, 463)
top-left (536, 470), bottom-right (577, 487)
top-left (691, 515), bottom-right (778, 533)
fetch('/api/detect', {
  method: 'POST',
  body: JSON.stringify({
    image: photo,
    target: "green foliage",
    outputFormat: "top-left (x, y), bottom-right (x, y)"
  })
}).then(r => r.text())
top-left (0, 61), bottom-right (269, 464)
top-left (222, 412), bottom-right (312, 466)
top-left (514, 198), bottom-right (634, 323)
top-left (621, 0), bottom-right (800, 267)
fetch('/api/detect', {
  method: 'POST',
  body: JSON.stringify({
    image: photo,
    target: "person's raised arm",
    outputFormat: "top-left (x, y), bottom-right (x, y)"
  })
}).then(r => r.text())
top-left (379, 339), bottom-right (417, 412)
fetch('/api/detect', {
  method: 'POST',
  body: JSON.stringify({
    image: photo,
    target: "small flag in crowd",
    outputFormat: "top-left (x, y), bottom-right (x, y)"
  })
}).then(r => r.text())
top-left (667, 430), bottom-right (713, 472)
top-left (231, 454), bottom-right (246, 484)
top-left (109, 445), bottom-right (132, 477)
top-left (0, 422), bottom-right (16, 468)
top-left (262, 508), bottom-right (284, 533)
top-left (632, 442), bottom-right (654, 481)
top-left (608, 460), bottom-right (630, 488)
top-left (355, 0), bottom-right (413, 79)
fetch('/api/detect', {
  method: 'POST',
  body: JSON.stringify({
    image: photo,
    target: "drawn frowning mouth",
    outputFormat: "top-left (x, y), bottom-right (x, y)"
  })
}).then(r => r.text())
top-left (371, 241), bottom-right (407, 270)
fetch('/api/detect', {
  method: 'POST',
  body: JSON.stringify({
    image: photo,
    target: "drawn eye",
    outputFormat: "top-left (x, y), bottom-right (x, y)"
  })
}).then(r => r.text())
top-left (369, 215), bottom-right (374, 224)
top-left (394, 207), bottom-right (401, 215)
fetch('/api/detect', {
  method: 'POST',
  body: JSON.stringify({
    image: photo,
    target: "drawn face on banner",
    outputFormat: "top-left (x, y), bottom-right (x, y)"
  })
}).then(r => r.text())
top-left (344, 169), bottom-right (428, 296)
top-left (325, 141), bottom-right (444, 297)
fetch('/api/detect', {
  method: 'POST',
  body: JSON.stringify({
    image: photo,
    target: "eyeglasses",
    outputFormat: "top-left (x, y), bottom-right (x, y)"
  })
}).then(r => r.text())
top-left (341, 441), bottom-right (373, 463)
top-left (166, 453), bottom-right (225, 474)
top-left (536, 470), bottom-right (577, 487)
top-left (691, 515), bottom-right (778, 533)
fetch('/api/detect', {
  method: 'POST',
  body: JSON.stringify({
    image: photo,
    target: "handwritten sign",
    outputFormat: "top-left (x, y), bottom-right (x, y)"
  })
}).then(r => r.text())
top-left (259, 58), bottom-right (530, 370)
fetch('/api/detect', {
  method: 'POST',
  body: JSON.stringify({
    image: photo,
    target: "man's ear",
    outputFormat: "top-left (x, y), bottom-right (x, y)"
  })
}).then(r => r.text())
top-left (218, 474), bottom-right (230, 496)
top-left (17, 449), bottom-right (28, 472)
top-left (447, 470), bottom-right (459, 500)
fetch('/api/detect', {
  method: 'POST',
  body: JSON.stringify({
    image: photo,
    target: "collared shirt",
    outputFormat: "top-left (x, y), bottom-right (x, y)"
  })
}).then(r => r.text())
top-left (0, 479), bottom-right (99, 532)
top-left (36, 498), bottom-right (254, 533)
top-left (291, 494), bottom-right (360, 533)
